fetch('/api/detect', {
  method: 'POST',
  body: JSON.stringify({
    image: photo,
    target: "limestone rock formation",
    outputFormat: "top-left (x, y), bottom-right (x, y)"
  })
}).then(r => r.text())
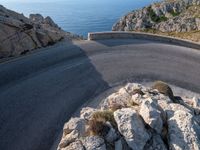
top-left (57, 82), bottom-right (200, 150)
top-left (0, 5), bottom-right (80, 59)
top-left (114, 108), bottom-right (150, 150)
top-left (112, 0), bottom-right (200, 42)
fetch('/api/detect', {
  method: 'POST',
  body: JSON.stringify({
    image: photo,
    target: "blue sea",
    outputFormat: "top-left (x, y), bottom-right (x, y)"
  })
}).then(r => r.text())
top-left (1, 0), bottom-right (158, 37)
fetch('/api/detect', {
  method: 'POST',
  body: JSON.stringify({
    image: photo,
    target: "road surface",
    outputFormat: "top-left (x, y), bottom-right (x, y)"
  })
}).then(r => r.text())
top-left (0, 39), bottom-right (200, 150)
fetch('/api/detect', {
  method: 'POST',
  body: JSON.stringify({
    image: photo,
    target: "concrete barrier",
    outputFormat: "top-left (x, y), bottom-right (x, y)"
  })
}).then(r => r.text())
top-left (88, 31), bottom-right (200, 50)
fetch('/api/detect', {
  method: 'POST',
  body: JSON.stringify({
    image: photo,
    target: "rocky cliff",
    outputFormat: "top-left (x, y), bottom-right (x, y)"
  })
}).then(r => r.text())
top-left (57, 81), bottom-right (200, 150)
top-left (0, 5), bottom-right (80, 59)
top-left (112, 0), bottom-right (200, 42)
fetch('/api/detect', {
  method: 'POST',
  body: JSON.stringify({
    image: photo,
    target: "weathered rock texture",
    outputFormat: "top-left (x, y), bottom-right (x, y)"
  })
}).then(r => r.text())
top-left (112, 0), bottom-right (200, 42)
top-left (58, 82), bottom-right (200, 150)
top-left (0, 5), bottom-right (80, 59)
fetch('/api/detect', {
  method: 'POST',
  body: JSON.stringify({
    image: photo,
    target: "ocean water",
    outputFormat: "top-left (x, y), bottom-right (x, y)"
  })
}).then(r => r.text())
top-left (1, 0), bottom-right (158, 37)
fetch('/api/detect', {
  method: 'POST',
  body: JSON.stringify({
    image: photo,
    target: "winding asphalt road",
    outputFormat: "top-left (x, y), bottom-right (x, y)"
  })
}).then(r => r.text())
top-left (0, 39), bottom-right (200, 150)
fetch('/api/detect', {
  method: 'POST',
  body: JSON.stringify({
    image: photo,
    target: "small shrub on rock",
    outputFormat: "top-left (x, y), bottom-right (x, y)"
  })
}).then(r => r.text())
top-left (152, 81), bottom-right (176, 102)
top-left (88, 110), bottom-right (117, 137)
top-left (88, 119), bottom-right (110, 137)
top-left (109, 103), bottom-right (123, 111)
top-left (91, 110), bottom-right (117, 128)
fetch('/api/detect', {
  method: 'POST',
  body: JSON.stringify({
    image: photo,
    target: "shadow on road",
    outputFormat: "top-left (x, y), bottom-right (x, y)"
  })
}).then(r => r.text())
top-left (0, 40), bottom-right (110, 150)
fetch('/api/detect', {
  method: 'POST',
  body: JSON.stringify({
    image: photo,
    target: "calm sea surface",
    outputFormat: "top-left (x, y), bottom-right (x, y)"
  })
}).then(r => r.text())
top-left (1, 0), bottom-right (157, 37)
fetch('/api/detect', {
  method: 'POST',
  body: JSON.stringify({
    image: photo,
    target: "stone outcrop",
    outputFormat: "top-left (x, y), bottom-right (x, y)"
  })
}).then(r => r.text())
top-left (0, 5), bottom-right (80, 59)
top-left (112, 0), bottom-right (200, 42)
top-left (114, 108), bottom-right (150, 150)
top-left (57, 82), bottom-right (200, 150)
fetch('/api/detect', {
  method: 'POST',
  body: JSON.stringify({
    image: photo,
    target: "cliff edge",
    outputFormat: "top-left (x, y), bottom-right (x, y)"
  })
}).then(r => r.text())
top-left (112, 0), bottom-right (200, 42)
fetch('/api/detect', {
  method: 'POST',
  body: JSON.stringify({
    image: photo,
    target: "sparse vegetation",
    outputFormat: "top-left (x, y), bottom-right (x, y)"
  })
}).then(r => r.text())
top-left (147, 7), bottom-right (168, 23)
top-left (169, 10), bottom-right (180, 17)
top-left (152, 81), bottom-right (174, 101)
top-left (91, 110), bottom-right (116, 128)
top-left (88, 119), bottom-right (110, 136)
top-left (109, 103), bottom-right (123, 111)
top-left (139, 30), bottom-right (200, 42)
top-left (88, 110), bottom-right (117, 136)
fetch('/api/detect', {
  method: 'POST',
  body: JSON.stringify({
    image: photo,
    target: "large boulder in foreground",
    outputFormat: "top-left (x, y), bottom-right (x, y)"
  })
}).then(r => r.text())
top-left (139, 98), bottom-right (163, 134)
top-left (0, 5), bottom-right (79, 59)
top-left (57, 82), bottom-right (200, 150)
top-left (114, 108), bottom-right (150, 150)
top-left (167, 108), bottom-right (200, 150)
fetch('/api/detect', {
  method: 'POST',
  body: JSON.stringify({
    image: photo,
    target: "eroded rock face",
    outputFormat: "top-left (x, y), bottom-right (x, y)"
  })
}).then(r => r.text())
top-left (144, 134), bottom-right (167, 150)
top-left (58, 118), bottom-right (86, 149)
top-left (139, 98), bottom-right (163, 134)
top-left (82, 136), bottom-right (106, 150)
top-left (60, 140), bottom-right (84, 150)
top-left (0, 5), bottom-right (79, 59)
top-left (167, 109), bottom-right (200, 150)
top-left (114, 108), bottom-right (150, 150)
top-left (80, 107), bottom-right (98, 120)
top-left (112, 0), bottom-right (200, 34)
top-left (58, 82), bottom-right (200, 150)
top-left (100, 88), bottom-right (131, 110)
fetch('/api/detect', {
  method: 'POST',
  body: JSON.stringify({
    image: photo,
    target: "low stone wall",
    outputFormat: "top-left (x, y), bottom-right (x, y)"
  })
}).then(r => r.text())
top-left (88, 31), bottom-right (200, 50)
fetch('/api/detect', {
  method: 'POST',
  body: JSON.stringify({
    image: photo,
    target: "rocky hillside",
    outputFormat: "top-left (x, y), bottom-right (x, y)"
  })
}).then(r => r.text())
top-left (0, 5), bottom-right (80, 59)
top-left (112, 0), bottom-right (200, 42)
top-left (57, 81), bottom-right (200, 150)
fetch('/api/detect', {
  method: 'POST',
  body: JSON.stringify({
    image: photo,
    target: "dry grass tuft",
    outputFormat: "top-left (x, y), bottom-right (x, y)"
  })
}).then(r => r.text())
top-left (88, 119), bottom-right (110, 137)
top-left (152, 81), bottom-right (175, 101)
top-left (109, 103), bottom-right (123, 111)
top-left (88, 110), bottom-right (117, 137)
top-left (91, 110), bottom-right (116, 127)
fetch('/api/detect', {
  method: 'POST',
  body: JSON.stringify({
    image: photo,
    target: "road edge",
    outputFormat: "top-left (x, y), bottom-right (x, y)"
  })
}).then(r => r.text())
top-left (88, 31), bottom-right (200, 50)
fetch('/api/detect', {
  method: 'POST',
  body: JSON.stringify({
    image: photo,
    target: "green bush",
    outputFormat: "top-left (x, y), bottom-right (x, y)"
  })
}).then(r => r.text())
top-left (170, 10), bottom-right (180, 17)
top-left (147, 7), bottom-right (168, 23)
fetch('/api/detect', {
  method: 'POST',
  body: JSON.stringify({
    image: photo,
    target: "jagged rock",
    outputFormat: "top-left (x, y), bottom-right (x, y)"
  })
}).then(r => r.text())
top-left (58, 118), bottom-right (86, 149)
top-left (105, 126), bottom-right (118, 143)
top-left (144, 134), bottom-right (167, 150)
top-left (82, 136), bottom-right (106, 150)
top-left (112, 0), bottom-right (200, 42)
top-left (114, 108), bottom-right (150, 150)
top-left (194, 115), bottom-right (200, 124)
top-left (115, 139), bottom-right (123, 150)
top-left (139, 98), bottom-right (163, 134)
top-left (192, 97), bottom-right (200, 108)
top-left (130, 93), bottom-right (143, 105)
top-left (167, 109), bottom-right (200, 150)
top-left (0, 5), bottom-right (79, 59)
top-left (44, 16), bottom-right (59, 28)
top-left (60, 140), bottom-right (84, 150)
top-left (63, 117), bottom-right (86, 137)
top-left (100, 88), bottom-right (131, 110)
top-left (124, 83), bottom-right (142, 94)
top-left (29, 14), bottom-right (44, 24)
top-left (58, 131), bottom-right (79, 149)
top-left (80, 107), bottom-right (97, 120)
